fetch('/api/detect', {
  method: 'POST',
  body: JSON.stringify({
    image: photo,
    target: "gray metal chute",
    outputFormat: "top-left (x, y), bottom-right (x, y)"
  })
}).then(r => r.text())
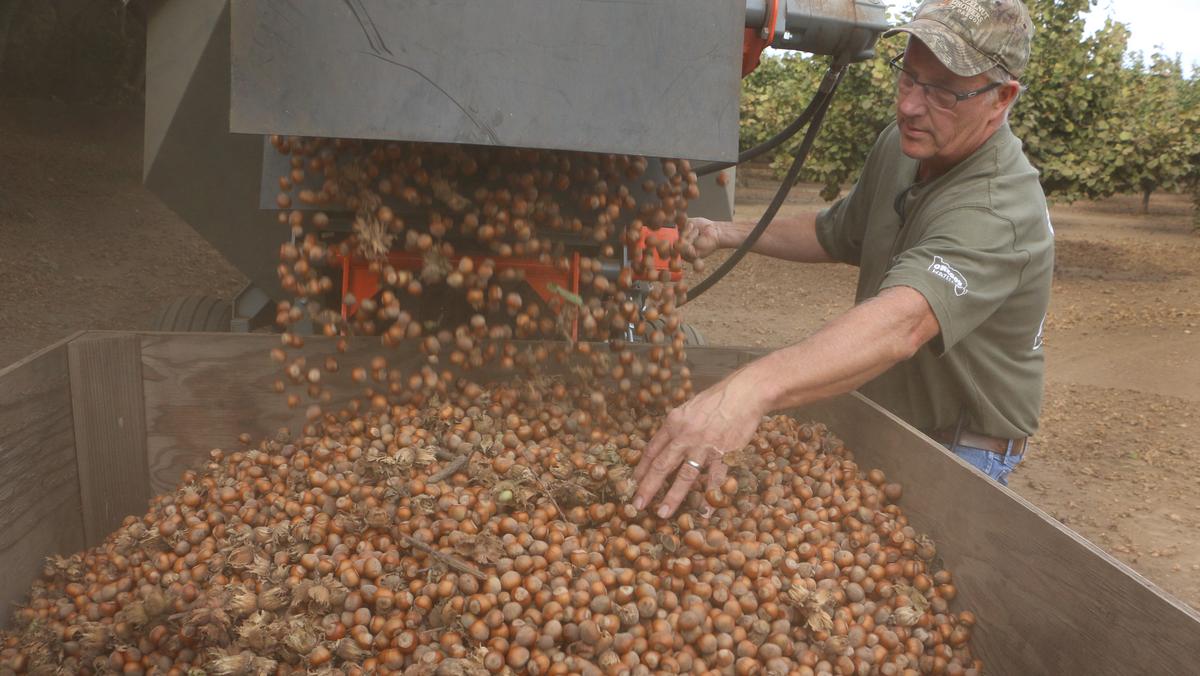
top-left (226, 0), bottom-right (745, 161)
top-left (144, 0), bottom-right (285, 299)
top-left (142, 0), bottom-right (888, 305)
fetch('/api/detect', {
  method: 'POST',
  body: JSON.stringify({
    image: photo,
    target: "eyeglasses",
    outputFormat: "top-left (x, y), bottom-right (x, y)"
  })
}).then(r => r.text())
top-left (888, 55), bottom-right (1005, 111)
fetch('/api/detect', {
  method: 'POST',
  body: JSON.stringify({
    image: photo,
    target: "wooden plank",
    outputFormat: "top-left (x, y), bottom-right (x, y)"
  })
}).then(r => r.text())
top-left (68, 334), bottom-right (151, 546)
top-left (138, 335), bottom-right (763, 496)
top-left (140, 332), bottom-right (409, 494)
top-left (139, 333), bottom-right (716, 494)
top-left (0, 336), bottom-right (86, 627)
top-left (797, 392), bottom-right (1200, 675)
top-left (684, 345), bottom-right (766, 389)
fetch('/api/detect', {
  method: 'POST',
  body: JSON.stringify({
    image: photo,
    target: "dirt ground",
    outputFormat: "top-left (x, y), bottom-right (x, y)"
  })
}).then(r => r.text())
top-left (2, 99), bottom-right (1198, 610)
top-left (0, 99), bottom-right (245, 362)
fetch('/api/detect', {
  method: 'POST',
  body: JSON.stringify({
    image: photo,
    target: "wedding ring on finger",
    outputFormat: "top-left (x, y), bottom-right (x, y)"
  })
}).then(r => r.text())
top-left (684, 459), bottom-right (703, 471)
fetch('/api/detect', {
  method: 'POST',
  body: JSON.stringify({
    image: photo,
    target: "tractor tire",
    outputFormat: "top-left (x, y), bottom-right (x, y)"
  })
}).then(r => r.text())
top-left (646, 319), bottom-right (707, 346)
top-left (151, 295), bottom-right (231, 332)
top-left (680, 323), bottom-right (707, 347)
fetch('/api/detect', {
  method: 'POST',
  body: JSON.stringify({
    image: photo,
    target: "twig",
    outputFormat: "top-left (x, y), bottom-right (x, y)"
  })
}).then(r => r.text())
top-left (532, 473), bottom-right (566, 522)
top-left (397, 533), bottom-right (487, 580)
top-left (428, 450), bottom-right (473, 483)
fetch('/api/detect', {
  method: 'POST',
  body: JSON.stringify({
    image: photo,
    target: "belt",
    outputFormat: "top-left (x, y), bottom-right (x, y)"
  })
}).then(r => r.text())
top-left (931, 428), bottom-right (1028, 458)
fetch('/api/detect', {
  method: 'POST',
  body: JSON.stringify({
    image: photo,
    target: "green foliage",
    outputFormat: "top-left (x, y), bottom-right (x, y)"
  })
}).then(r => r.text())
top-left (1008, 1), bottom-right (1130, 201)
top-left (1177, 74), bottom-right (1200, 228)
top-left (802, 49), bottom-right (899, 201)
top-left (740, 41), bottom-right (900, 201)
top-left (739, 0), bottom-right (1199, 218)
top-left (1097, 53), bottom-right (1200, 212)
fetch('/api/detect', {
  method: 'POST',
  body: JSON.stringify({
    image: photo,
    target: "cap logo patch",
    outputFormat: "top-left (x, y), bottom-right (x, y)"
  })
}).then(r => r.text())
top-left (949, 0), bottom-right (988, 25)
top-left (928, 256), bottom-right (969, 296)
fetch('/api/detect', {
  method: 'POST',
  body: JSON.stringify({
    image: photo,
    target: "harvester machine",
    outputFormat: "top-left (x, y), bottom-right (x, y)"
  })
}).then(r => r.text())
top-left (142, 0), bottom-right (889, 334)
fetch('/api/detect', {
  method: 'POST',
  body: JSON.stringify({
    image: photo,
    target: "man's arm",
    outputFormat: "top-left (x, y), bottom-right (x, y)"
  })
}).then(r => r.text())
top-left (632, 285), bottom-right (940, 517)
top-left (696, 213), bottom-right (834, 263)
top-left (739, 285), bottom-right (939, 409)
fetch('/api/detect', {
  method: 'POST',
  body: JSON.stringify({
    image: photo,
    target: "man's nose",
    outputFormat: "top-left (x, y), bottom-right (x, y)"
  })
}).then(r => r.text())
top-left (897, 84), bottom-right (927, 118)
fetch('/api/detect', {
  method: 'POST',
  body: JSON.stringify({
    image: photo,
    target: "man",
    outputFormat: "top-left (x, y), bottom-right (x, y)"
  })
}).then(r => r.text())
top-left (632, 0), bottom-right (1053, 518)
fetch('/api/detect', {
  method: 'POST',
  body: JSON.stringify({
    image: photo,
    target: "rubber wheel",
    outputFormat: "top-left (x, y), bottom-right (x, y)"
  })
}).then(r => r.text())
top-left (645, 319), bottom-right (707, 346)
top-left (680, 323), bottom-right (707, 347)
top-left (151, 295), bottom-right (231, 332)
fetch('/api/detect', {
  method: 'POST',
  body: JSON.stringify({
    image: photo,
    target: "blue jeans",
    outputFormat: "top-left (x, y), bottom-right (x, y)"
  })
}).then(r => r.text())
top-left (942, 442), bottom-right (1023, 485)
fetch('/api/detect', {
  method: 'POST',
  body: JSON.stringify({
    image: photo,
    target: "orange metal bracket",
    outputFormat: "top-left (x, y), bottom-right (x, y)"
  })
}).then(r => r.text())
top-left (742, 0), bottom-right (779, 77)
top-left (631, 227), bottom-right (683, 283)
top-left (334, 250), bottom-right (578, 321)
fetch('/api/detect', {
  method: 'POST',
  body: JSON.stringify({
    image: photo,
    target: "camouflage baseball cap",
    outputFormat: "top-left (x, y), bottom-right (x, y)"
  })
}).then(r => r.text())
top-left (884, 0), bottom-right (1034, 78)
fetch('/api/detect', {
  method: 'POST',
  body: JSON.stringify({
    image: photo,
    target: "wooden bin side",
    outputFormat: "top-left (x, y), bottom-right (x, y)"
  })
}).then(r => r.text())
top-left (0, 337), bottom-right (86, 628)
top-left (67, 333), bottom-right (152, 547)
top-left (131, 334), bottom-right (1200, 674)
top-left (800, 393), bottom-right (1200, 674)
top-left (139, 332), bottom-right (409, 494)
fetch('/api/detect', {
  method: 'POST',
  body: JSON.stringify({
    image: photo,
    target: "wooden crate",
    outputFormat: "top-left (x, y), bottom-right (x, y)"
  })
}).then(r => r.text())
top-left (2, 330), bottom-right (1198, 672)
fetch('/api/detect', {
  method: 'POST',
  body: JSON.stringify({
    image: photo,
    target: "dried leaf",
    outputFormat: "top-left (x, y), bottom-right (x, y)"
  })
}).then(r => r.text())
top-left (411, 494), bottom-right (436, 515)
top-left (892, 606), bottom-right (922, 627)
top-left (722, 449), bottom-right (756, 468)
top-left (806, 608), bottom-right (834, 633)
top-left (812, 588), bottom-right (834, 607)
top-left (654, 532), bottom-right (679, 554)
top-left (451, 533), bottom-right (505, 565)
top-left (430, 178), bottom-right (470, 213)
top-left (433, 658), bottom-right (490, 676)
top-left (785, 583), bottom-right (810, 606)
top-left (892, 584), bottom-right (930, 613)
top-left (823, 635), bottom-right (851, 657)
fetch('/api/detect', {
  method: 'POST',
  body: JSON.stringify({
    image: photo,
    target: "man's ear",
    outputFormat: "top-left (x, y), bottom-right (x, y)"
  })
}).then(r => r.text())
top-left (995, 80), bottom-right (1022, 110)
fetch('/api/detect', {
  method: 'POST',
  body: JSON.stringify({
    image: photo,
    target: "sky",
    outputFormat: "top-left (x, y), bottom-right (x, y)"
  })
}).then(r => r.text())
top-left (1082, 0), bottom-right (1199, 75)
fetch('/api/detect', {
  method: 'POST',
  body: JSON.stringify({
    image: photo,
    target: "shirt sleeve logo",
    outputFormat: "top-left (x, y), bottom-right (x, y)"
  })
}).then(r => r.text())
top-left (928, 256), bottom-right (969, 297)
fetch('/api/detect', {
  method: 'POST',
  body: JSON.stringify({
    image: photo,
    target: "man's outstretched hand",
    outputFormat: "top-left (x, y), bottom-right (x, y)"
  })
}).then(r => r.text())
top-left (632, 374), bottom-right (766, 518)
top-left (680, 217), bottom-right (725, 260)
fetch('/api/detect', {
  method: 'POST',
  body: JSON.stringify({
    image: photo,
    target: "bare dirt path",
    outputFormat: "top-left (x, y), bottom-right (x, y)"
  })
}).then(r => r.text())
top-left (3, 101), bottom-right (1198, 608)
top-left (1047, 328), bottom-right (1199, 401)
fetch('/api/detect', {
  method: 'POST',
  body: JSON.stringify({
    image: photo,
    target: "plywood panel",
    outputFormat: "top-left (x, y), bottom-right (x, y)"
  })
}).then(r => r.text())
top-left (0, 338), bottom-right (86, 627)
top-left (68, 334), bottom-right (151, 546)
top-left (139, 334), bottom-right (707, 493)
top-left (138, 335), bottom-right (760, 496)
top-left (139, 333), bottom-right (408, 494)
top-left (799, 393), bottom-right (1200, 675)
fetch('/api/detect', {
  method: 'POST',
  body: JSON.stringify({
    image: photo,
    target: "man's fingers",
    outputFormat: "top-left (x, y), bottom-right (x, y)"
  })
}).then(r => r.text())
top-left (680, 221), bottom-right (696, 244)
top-left (632, 439), bottom-right (687, 511)
top-left (654, 453), bottom-right (705, 518)
top-left (636, 408), bottom-right (684, 482)
top-left (682, 218), bottom-right (710, 244)
top-left (634, 426), bottom-right (672, 483)
top-left (705, 458), bottom-right (729, 493)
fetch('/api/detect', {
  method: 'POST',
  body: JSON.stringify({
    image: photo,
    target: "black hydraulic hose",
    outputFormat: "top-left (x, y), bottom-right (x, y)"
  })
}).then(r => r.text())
top-left (683, 66), bottom-right (845, 304)
top-left (694, 89), bottom-right (825, 178)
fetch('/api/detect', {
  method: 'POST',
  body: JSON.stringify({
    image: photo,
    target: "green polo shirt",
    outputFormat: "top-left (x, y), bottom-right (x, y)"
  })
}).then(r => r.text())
top-left (815, 122), bottom-right (1053, 438)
